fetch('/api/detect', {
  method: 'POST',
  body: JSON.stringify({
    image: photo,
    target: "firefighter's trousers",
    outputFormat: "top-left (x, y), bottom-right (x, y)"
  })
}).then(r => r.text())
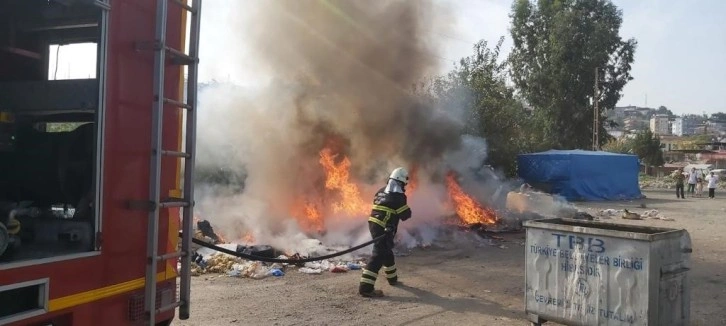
top-left (359, 222), bottom-right (398, 294)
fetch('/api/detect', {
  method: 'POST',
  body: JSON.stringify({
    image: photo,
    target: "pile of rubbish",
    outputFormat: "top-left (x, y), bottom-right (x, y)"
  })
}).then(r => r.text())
top-left (186, 219), bottom-right (366, 279)
top-left (190, 251), bottom-right (364, 279)
top-left (596, 208), bottom-right (675, 221)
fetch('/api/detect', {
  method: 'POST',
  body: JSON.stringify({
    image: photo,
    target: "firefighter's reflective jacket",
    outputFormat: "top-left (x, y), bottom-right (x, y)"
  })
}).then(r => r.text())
top-left (368, 187), bottom-right (412, 229)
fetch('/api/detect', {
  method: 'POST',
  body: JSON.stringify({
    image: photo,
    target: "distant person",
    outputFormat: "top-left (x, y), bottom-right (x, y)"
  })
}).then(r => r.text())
top-left (707, 172), bottom-right (717, 199)
top-left (696, 175), bottom-right (704, 198)
top-left (674, 168), bottom-right (685, 199)
top-left (687, 168), bottom-right (697, 196)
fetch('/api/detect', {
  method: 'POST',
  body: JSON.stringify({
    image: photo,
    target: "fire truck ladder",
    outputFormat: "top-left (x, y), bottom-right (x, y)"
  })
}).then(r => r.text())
top-left (143, 0), bottom-right (202, 324)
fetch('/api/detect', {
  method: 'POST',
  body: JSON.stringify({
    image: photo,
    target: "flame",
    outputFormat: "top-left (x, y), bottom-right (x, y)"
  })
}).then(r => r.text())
top-left (445, 172), bottom-right (498, 225)
top-left (407, 165), bottom-right (419, 195)
top-left (241, 232), bottom-right (255, 244)
top-left (303, 202), bottom-right (324, 233)
top-left (318, 147), bottom-right (367, 215)
top-left (290, 199), bottom-right (325, 234)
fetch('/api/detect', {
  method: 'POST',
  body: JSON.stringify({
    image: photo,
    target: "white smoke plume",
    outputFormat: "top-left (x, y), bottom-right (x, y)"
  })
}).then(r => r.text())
top-left (192, 0), bottom-right (514, 252)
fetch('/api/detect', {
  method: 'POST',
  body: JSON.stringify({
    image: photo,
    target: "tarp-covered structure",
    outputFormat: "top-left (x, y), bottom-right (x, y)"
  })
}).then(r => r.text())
top-left (517, 150), bottom-right (642, 201)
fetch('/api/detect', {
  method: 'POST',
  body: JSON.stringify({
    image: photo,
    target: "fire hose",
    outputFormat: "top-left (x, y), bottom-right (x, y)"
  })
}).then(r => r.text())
top-left (179, 230), bottom-right (390, 264)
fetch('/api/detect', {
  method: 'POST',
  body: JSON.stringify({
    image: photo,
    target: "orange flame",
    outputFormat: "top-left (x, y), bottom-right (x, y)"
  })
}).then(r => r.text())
top-left (407, 165), bottom-right (419, 195)
top-left (241, 232), bottom-right (255, 244)
top-left (290, 199), bottom-right (325, 234)
top-left (318, 147), bottom-right (367, 215)
top-left (445, 172), bottom-right (498, 225)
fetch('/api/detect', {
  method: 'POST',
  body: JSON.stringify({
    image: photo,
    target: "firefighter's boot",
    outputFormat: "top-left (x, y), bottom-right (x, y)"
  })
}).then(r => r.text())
top-left (359, 269), bottom-right (384, 297)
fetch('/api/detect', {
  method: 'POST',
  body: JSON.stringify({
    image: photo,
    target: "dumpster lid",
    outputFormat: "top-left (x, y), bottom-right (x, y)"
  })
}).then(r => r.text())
top-left (523, 218), bottom-right (687, 241)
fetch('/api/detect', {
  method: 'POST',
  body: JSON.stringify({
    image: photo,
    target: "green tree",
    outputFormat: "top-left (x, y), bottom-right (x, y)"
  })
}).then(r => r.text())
top-left (509, 0), bottom-right (636, 149)
top-left (656, 106), bottom-right (673, 117)
top-left (602, 138), bottom-right (631, 154)
top-left (417, 38), bottom-right (537, 176)
top-left (710, 112), bottom-right (726, 122)
top-left (631, 129), bottom-right (664, 167)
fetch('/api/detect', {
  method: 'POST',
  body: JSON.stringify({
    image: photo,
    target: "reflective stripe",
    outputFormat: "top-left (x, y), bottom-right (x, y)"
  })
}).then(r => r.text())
top-left (371, 205), bottom-right (394, 227)
top-left (370, 204), bottom-right (409, 228)
top-left (362, 269), bottom-right (378, 278)
top-left (383, 265), bottom-right (396, 272)
top-left (395, 205), bottom-right (410, 214)
top-left (368, 217), bottom-right (386, 228)
top-left (385, 271), bottom-right (398, 279)
top-left (48, 271), bottom-right (174, 312)
top-left (372, 205), bottom-right (395, 213)
top-left (360, 278), bottom-right (376, 285)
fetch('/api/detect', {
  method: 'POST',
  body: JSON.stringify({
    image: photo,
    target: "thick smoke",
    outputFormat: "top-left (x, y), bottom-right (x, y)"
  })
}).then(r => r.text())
top-left (193, 0), bottom-right (499, 250)
top-left (239, 0), bottom-right (463, 168)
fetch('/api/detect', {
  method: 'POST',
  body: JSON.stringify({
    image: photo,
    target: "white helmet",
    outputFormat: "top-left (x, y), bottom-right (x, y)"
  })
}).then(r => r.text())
top-left (389, 167), bottom-right (409, 185)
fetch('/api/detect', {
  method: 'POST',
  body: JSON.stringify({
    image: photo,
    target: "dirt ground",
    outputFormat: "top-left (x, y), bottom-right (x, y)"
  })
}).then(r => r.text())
top-left (173, 190), bottom-right (725, 326)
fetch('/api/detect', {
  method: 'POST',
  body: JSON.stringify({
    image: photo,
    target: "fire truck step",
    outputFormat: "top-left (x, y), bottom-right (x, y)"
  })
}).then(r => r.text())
top-left (157, 251), bottom-right (187, 260)
top-left (165, 46), bottom-right (198, 65)
top-left (162, 97), bottom-right (193, 109)
top-left (161, 149), bottom-right (191, 158)
top-left (155, 301), bottom-right (184, 314)
top-left (170, 0), bottom-right (196, 13)
top-left (159, 198), bottom-right (191, 208)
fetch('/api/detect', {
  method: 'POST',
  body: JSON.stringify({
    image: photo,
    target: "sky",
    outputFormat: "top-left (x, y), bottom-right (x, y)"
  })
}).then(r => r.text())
top-left (51, 0), bottom-right (726, 115)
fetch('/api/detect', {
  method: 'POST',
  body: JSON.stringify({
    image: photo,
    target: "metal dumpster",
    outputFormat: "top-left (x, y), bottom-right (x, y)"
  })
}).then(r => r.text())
top-left (523, 218), bottom-right (692, 326)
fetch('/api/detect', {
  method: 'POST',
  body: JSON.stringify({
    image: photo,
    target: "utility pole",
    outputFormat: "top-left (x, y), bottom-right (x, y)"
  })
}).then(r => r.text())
top-left (593, 67), bottom-right (599, 151)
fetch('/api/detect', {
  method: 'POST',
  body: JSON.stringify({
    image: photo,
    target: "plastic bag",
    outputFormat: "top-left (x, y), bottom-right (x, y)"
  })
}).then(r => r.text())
top-left (267, 268), bottom-right (285, 277)
top-left (330, 266), bottom-right (348, 273)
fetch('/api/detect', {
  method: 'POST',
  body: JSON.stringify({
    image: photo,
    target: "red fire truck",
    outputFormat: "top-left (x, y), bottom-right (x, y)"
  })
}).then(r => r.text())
top-left (0, 0), bottom-right (199, 325)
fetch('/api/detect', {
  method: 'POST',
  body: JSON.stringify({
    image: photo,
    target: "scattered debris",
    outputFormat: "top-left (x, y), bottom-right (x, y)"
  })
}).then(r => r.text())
top-left (598, 209), bottom-right (622, 217)
top-left (642, 209), bottom-right (660, 218)
top-left (268, 268), bottom-right (285, 277)
top-left (330, 266), bottom-right (348, 273)
top-left (571, 211), bottom-right (595, 221)
top-left (235, 244), bottom-right (281, 258)
top-left (299, 267), bottom-right (323, 274)
top-left (189, 247), bottom-right (366, 278)
top-left (621, 209), bottom-right (643, 220)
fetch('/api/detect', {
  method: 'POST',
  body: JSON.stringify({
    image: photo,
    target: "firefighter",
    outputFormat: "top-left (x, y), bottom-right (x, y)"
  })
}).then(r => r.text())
top-left (359, 167), bottom-right (412, 297)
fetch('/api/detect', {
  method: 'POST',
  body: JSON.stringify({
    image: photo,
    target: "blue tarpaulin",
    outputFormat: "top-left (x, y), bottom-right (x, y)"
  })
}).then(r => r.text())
top-left (517, 150), bottom-right (642, 201)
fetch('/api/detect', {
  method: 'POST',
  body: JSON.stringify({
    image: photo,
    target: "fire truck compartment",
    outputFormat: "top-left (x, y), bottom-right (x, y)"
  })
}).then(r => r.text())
top-left (0, 0), bottom-right (103, 265)
top-left (0, 79), bottom-right (98, 114)
top-left (0, 278), bottom-right (49, 323)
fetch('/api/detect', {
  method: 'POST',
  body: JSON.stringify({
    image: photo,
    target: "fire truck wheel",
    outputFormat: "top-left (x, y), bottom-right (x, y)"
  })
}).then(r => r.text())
top-left (0, 223), bottom-right (8, 257)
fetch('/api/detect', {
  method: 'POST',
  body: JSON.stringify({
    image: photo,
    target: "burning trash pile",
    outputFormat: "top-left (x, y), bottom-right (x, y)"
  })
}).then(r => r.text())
top-left (187, 219), bottom-right (366, 278)
top-left (188, 0), bottom-right (562, 266)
